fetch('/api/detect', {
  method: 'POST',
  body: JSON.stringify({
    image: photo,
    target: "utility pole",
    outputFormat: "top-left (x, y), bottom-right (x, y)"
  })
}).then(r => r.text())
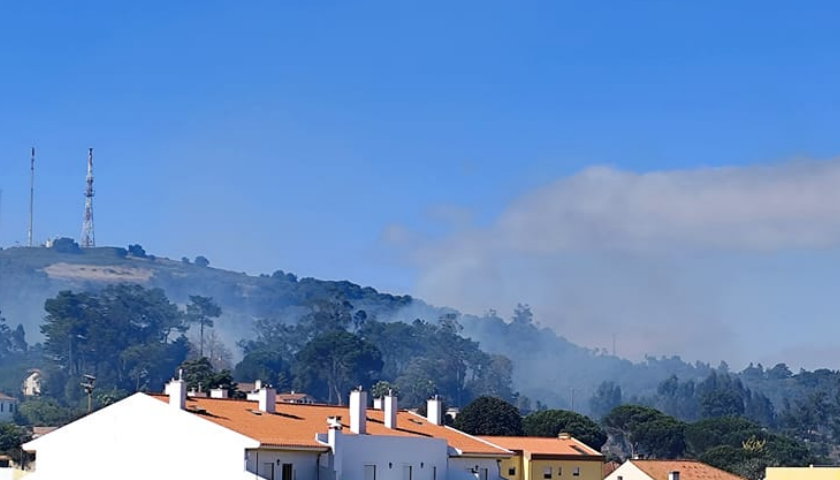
top-left (28, 147), bottom-right (34, 247)
top-left (81, 148), bottom-right (95, 248)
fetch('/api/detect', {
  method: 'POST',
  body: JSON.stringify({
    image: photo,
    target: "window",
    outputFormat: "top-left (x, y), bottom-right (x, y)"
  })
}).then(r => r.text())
top-left (402, 465), bottom-right (412, 480)
top-left (282, 463), bottom-right (293, 480)
top-left (557, 466), bottom-right (562, 476)
top-left (572, 467), bottom-right (580, 477)
top-left (481, 468), bottom-right (489, 480)
top-left (508, 467), bottom-right (516, 476)
top-left (617, 477), bottom-right (623, 480)
top-left (261, 462), bottom-right (274, 479)
top-left (543, 467), bottom-right (552, 479)
top-left (364, 465), bottom-right (376, 480)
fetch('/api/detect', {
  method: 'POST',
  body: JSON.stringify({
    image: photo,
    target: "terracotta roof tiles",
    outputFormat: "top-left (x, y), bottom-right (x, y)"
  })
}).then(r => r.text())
top-left (149, 394), bottom-right (510, 457)
top-left (630, 459), bottom-right (747, 480)
top-left (479, 435), bottom-right (603, 459)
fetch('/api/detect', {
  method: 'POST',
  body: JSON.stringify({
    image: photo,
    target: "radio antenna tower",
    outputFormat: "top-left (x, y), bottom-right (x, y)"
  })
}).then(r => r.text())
top-left (81, 147), bottom-right (95, 248)
top-left (28, 147), bottom-right (35, 247)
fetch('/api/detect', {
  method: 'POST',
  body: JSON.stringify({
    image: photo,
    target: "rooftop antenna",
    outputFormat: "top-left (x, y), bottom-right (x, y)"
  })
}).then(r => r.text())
top-left (28, 147), bottom-right (34, 247)
top-left (81, 147), bottom-right (95, 248)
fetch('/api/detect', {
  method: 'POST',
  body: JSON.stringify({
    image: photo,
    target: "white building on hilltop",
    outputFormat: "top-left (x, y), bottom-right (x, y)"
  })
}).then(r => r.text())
top-left (23, 380), bottom-right (511, 480)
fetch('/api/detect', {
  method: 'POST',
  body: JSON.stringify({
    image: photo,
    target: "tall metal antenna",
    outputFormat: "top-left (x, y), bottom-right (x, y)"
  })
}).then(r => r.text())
top-left (28, 147), bottom-right (34, 247)
top-left (81, 147), bottom-right (95, 248)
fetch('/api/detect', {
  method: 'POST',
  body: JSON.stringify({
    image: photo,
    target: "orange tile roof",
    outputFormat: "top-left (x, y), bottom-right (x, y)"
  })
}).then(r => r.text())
top-left (479, 435), bottom-right (603, 459)
top-left (630, 459), bottom-right (746, 480)
top-left (148, 394), bottom-right (510, 456)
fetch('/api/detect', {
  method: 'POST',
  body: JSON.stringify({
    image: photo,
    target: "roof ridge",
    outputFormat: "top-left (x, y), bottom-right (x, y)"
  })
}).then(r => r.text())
top-left (441, 425), bottom-right (514, 455)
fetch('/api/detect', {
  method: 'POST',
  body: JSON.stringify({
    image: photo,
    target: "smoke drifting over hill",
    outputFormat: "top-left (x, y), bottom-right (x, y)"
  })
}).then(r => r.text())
top-left (396, 159), bottom-right (840, 369)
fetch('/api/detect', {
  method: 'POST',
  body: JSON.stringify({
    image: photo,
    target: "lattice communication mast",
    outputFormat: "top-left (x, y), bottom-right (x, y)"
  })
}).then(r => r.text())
top-left (81, 148), bottom-right (95, 248)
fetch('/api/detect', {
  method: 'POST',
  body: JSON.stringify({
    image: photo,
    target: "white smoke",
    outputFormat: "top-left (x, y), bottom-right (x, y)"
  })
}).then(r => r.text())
top-left (392, 159), bottom-right (840, 368)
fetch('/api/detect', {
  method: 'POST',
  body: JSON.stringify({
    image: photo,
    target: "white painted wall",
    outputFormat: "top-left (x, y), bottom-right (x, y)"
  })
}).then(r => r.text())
top-left (328, 429), bottom-right (449, 480)
top-left (23, 393), bottom-right (261, 480)
top-left (604, 461), bottom-right (651, 480)
top-left (245, 448), bottom-right (323, 480)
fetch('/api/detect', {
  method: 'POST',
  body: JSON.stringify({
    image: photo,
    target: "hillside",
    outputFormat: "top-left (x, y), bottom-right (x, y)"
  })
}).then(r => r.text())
top-left (0, 243), bottom-right (716, 412)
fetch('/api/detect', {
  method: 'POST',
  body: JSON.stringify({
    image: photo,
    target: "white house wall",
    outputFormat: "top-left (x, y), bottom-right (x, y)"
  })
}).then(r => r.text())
top-left (246, 448), bottom-right (323, 480)
top-left (603, 461), bottom-right (652, 480)
top-left (330, 431), bottom-right (449, 480)
top-left (24, 393), bottom-right (260, 480)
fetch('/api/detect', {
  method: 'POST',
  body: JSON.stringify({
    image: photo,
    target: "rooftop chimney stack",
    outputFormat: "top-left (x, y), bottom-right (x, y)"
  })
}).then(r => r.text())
top-left (258, 386), bottom-right (276, 414)
top-left (384, 390), bottom-right (398, 429)
top-left (669, 472), bottom-right (680, 480)
top-left (210, 388), bottom-right (228, 399)
top-left (349, 387), bottom-right (367, 434)
top-left (427, 395), bottom-right (443, 425)
top-left (167, 373), bottom-right (186, 410)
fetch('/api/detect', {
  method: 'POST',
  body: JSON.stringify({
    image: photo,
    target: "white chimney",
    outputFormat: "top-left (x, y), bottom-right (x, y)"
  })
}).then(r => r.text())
top-left (384, 391), bottom-right (397, 429)
top-left (258, 387), bottom-right (276, 413)
top-left (349, 388), bottom-right (367, 434)
top-left (373, 397), bottom-right (383, 410)
top-left (210, 388), bottom-right (228, 399)
top-left (427, 395), bottom-right (443, 425)
top-left (669, 472), bottom-right (680, 480)
top-left (167, 377), bottom-right (186, 410)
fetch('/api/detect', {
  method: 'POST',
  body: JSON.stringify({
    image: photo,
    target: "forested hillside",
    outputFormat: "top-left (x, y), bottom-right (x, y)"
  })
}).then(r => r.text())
top-left (2, 241), bottom-right (840, 456)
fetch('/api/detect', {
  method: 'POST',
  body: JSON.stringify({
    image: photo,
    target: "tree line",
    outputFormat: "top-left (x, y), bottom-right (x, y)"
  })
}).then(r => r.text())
top-left (452, 395), bottom-right (813, 480)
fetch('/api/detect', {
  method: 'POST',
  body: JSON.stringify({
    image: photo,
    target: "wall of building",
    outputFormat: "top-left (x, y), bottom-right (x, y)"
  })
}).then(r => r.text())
top-left (603, 462), bottom-right (650, 480)
top-left (329, 430), bottom-right (449, 480)
top-left (0, 398), bottom-right (17, 423)
top-left (766, 467), bottom-right (840, 480)
top-left (525, 458), bottom-right (602, 480)
top-left (24, 393), bottom-right (260, 480)
top-left (499, 454), bottom-right (524, 480)
top-left (448, 456), bottom-right (503, 480)
top-left (245, 448), bottom-right (322, 480)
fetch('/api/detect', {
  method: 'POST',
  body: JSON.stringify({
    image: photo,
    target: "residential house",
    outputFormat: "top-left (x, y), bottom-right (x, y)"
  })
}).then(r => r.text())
top-left (277, 391), bottom-right (317, 405)
top-left (23, 380), bottom-right (512, 480)
top-left (604, 459), bottom-right (746, 480)
top-left (766, 466), bottom-right (840, 479)
top-left (0, 394), bottom-right (17, 422)
top-left (480, 433), bottom-right (604, 480)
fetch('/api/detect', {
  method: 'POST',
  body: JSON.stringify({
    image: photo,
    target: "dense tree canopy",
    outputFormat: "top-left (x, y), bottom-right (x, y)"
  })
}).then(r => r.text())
top-left (523, 409), bottom-right (607, 450)
top-left (40, 285), bottom-right (190, 403)
top-left (603, 404), bottom-right (686, 458)
top-left (453, 396), bottom-right (523, 436)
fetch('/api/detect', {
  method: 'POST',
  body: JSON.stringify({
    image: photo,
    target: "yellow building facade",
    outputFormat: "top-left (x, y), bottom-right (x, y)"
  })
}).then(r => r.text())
top-left (483, 434), bottom-right (604, 480)
top-left (766, 466), bottom-right (840, 480)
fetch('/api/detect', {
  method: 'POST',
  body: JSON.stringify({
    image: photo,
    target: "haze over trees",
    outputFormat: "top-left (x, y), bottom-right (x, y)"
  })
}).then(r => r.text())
top-left (0, 246), bottom-right (839, 474)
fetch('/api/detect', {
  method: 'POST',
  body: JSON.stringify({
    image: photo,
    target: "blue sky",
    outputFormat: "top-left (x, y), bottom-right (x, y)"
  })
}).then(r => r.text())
top-left (2, 2), bottom-right (840, 368)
